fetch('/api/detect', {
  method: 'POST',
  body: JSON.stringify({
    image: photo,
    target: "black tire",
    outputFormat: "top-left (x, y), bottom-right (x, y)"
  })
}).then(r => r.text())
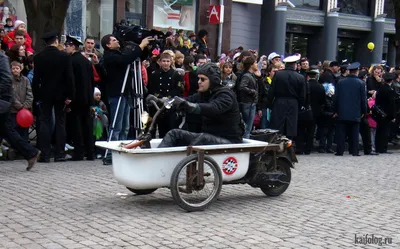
top-left (260, 159), bottom-right (291, 197)
top-left (170, 154), bottom-right (222, 212)
top-left (126, 187), bottom-right (157, 195)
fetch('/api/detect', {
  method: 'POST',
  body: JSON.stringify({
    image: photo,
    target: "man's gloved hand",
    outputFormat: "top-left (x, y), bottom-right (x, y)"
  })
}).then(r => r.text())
top-left (173, 96), bottom-right (200, 114)
top-left (145, 94), bottom-right (160, 106)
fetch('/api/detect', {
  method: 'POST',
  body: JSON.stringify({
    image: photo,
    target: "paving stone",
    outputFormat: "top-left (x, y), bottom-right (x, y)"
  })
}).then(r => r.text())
top-left (1, 154), bottom-right (400, 248)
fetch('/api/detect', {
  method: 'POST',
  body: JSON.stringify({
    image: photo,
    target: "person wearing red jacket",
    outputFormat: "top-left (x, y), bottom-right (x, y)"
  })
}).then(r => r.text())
top-left (7, 29), bottom-right (34, 55)
top-left (3, 20), bottom-right (33, 53)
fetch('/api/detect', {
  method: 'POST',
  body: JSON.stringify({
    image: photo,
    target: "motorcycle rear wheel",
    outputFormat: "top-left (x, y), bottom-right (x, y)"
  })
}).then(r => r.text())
top-left (260, 159), bottom-right (291, 196)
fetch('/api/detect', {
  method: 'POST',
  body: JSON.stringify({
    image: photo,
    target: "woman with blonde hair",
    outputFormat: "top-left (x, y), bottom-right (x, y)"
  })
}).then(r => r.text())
top-left (175, 51), bottom-right (184, 69)
top-left (366, 64), bottom-right (384, 97)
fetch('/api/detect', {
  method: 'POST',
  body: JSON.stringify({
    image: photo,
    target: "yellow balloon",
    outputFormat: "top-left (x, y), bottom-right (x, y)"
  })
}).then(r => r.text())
top-left (367, 42), bottom-right (375, 50)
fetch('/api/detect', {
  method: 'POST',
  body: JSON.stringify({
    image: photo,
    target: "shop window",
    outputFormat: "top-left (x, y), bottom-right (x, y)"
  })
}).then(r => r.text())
top-left (384, 0), bottom-right (395, 19)
top-left (337, 38), bottom-right (355, 62)
top-left (125, 0), bottom-right (144, 26)
top-left (0, 0), bottom-right (26, 24)
top-left (338, 0), bottom-right (371, 16)
top-left (153, 0), bottom-right (197, 32)
top-left (86, 0), bottom-right (114, 41)
top-left (285, 33), bottom-right (308, 57)
top-left (290, 0), bottom-right (322, 10)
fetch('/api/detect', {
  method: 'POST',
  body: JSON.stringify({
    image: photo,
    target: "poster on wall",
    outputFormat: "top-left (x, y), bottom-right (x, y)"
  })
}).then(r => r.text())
top-left (153, 0), bottom-right (196, 31)
top-left (0, 0), bottom-right (17, 24)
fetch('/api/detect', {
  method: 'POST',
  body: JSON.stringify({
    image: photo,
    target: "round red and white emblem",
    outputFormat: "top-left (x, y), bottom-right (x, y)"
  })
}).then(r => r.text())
top-left (222, 157), bottom-right (238, 175)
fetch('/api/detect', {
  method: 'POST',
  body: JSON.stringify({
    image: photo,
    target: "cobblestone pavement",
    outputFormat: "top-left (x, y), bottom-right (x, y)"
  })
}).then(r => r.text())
top-left (1, 152), bottom-right (399, 249)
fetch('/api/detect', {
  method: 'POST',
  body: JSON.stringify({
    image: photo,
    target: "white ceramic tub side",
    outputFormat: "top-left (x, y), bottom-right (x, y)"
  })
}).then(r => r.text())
top-left (96, 139), bottom-right (269, 189)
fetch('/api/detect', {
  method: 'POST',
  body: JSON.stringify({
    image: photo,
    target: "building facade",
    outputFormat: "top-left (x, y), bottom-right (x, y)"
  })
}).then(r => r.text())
top-left (230, 0), bottom-right (396, 66)
top-left (63, 0), bottom-right (232, 56)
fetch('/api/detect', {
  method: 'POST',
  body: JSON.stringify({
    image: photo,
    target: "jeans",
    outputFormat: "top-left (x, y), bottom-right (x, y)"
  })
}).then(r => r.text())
top-left (260, 108), bottom-right (270, 129)
top-left (109, 96), bottom-right (131, 141)
top-left (370, 128), bottom-right (376, 152)
top-left (240, 103), bottom-right (256, 139)
top-left (1, 113), bottom-right (38, 160)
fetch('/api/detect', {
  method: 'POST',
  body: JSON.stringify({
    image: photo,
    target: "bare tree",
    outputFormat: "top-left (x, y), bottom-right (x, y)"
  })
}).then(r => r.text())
top-left (24, 0), bottom-right (71, 51)
top-left (395, 0), bottom-right (400, 65)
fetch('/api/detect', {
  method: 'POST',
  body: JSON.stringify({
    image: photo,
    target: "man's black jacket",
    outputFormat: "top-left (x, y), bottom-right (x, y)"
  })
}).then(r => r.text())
top-left (103, 47), bottom-right (142, 98)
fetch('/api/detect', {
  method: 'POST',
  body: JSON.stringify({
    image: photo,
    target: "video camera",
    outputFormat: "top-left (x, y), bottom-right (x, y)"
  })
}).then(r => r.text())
top-left (113, 24), bottom-right (166, 48)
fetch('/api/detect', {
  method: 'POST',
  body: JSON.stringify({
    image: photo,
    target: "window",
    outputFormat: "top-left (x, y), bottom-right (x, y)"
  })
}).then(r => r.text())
top-left (86, 0), bottom-right (114, 42)
top-left (338, 0), bottom-right (371, 16)
top-left (125, 0), bottom-right (144, 25)
top-left (384, 0), bottom-right (395, 19)
top-left (285, 33), bottom-right (309, 57)
top-left (337, 38), bottom-right (356, 62)
top-left (153, 0), bottom-right (197, 31)
top-left (290, 0), bottom-right (322, 9)
top-left (2, 0), bottom-right (26, 24)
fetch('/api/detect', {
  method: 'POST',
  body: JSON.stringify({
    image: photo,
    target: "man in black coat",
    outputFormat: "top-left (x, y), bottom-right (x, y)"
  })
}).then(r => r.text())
top-left (101, 34), bottom-right (151, 142)
top-left (296, 67), bottom-right (321, 154)
top-left (65, 36), bottom-right (95, 161)
top-left (319, 61), bottom-right (339, 85)
top-left (333, 62), bottom-right (367, 156)
top-left (32, 30), bottom-right (75, 162)
top-left (156, 63), bottom-right (244, 147)
top-left (375, 73), bottom-right (397, 153)
top-left (267, 54), bottom-right (306, 138)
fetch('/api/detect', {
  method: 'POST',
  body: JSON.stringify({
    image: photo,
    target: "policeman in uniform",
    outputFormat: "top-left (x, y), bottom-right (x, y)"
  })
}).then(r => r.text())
top-left (267, 54), bottom-right (306, 138)
top-left (64, 36), bottom-right (95, 160)
top-left (32, 30), bottom-right (75, 162)
top-left (334, 62), bottom-right (367, 156)
top-left (147, 52), bottom-right (184, 138)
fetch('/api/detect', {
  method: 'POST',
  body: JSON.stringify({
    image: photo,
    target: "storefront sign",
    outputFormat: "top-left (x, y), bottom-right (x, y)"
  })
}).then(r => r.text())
top-left (209, 5), bottom-right (224, 24)
top-left (232, 0), bottom-right (263, 4)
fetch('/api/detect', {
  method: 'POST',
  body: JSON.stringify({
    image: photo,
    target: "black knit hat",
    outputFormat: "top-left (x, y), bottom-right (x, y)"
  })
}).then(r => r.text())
top-left (196, 63), bottom-right (222, 89)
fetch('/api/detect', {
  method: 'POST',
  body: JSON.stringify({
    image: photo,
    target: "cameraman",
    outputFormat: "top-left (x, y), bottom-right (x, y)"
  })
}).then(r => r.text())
top-left (100, 34), bottom-right (151, 142)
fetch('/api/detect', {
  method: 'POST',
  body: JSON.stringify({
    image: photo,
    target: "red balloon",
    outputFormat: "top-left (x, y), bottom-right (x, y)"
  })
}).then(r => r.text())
top-left (16, 108), bottom-right (34, 128)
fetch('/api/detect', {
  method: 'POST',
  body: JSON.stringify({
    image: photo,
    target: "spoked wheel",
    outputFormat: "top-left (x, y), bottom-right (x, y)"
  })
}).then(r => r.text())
top-left (126, 187), bottom-right (157, 195)
top-left (170, 154), bottom-right (222, 212)
top-left (260, 159), bottom-right (292, 197)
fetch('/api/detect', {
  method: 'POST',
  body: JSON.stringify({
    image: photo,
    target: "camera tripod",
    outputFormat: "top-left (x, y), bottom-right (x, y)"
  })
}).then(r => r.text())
top-left (103, 59), bottom-right (144, 165)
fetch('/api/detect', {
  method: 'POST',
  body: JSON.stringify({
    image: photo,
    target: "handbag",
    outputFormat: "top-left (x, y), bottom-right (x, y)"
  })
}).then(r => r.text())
top-left (371, 104), bottom-right (386, 122)
top-left (0, 99), bottom-right (11, 114)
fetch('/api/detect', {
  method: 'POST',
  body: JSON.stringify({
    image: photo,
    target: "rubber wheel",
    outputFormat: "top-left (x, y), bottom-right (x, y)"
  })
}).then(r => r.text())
top-left (126, 187), bottom-right (157, 195)
top-left (260, 159), bottom-right (291, 197)
top-left (170, 154), bottom-right (222, 212)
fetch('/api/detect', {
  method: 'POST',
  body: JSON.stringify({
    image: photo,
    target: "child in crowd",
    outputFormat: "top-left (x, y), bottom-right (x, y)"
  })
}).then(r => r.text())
top-left (368, 92), bottom-right (378, 152)
top-left (92, 87), bottom-right (108, 159)
top-left (10, 61), bottom-right (33, 141)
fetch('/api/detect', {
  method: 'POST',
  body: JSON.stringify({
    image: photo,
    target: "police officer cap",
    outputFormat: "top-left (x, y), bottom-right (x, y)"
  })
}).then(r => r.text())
top-left (383, 72), bottom-right (396, 82)
top-left (347, 62), bottom-right (360, 70)
top-left (283, 54), bottom-right (301, 63)
top-left (41, 30), bottom-right (59, 42)
top-left (65, 35), bottom-right (83, 47)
